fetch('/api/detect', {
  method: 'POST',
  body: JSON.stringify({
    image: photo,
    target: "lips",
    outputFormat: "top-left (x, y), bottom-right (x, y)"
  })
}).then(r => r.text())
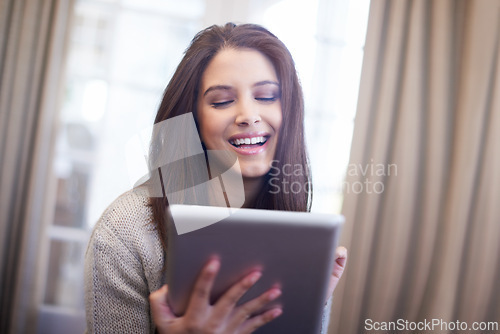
top-left (227, 132), bottom-right (271, 155)
top-left (230, 136), bottom-right (268, 147)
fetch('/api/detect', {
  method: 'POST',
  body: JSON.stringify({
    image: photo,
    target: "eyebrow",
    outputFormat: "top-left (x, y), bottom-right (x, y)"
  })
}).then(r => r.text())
top-left (203, 85), bottom-right (232, 96)
top-left (253, 80), bottom-right (280, 88)
top-left (203, 80), bottom-right (280, 96)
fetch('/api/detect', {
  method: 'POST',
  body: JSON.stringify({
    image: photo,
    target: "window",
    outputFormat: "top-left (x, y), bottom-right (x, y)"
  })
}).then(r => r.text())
top-left (264, 0), bottom-right (370, 213)
top-left (39, 0), bottom-right (204, 328)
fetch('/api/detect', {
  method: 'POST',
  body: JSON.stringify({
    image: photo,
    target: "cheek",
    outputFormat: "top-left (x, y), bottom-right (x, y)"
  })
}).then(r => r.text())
top-left (276, 112), bottom-right (283, 130)
top-left (198, 111), bottom-right (228, 146)
top-left (270, 104), bottom-right (283, 132)
top-left (200, 123), bottom-right (218, 146)
top-left (198, 110), bottom-right (213, 144)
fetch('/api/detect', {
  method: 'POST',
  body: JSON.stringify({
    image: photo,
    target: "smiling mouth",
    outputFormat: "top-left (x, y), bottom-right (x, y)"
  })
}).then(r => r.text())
top-left (229, 136), bottom-right (269, 148)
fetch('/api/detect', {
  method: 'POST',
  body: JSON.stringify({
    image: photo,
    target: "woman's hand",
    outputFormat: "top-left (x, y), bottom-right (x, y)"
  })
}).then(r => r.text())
top-left (149, 259), bottom-right (282, 334)
top-left (325, 246), bottom-right (348, 303)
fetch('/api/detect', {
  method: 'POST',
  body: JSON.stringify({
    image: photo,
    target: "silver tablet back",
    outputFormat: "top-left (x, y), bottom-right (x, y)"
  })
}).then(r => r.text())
top-left (166, 205), bottom-right (344, 334)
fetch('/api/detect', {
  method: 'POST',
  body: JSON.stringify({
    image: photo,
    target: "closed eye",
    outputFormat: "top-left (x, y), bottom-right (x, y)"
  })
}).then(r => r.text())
top-left (256, 96), bottom-right (278, 102)
top-left (211, 100), bottom-right (234, 108)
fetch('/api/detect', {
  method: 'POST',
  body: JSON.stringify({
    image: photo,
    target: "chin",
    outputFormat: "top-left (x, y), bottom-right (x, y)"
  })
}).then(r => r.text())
top-left (240, 165), bottom-right (270, 179)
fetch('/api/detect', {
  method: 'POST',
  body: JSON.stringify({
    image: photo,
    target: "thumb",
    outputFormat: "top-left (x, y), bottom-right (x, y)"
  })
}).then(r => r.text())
top-left (332, 246), bottom-right (347, 279)
top-left (150, 285), bottom-right (176, 326)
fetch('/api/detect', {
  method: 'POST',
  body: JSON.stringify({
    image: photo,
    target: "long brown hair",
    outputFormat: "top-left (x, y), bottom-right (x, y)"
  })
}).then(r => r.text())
top-left (147, 23), bottom-right (312, 253)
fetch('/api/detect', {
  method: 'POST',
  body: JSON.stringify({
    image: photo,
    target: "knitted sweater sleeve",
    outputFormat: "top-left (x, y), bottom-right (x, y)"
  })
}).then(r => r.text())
top-left (84, 190), bottom-right (163, 334)
top-left (320, 295), bottom-right (333, 333)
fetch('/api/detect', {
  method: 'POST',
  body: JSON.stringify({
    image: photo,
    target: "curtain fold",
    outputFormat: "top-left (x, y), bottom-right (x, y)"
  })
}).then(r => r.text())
top-left (329, 0), bottom-right (500, 333)
top-left (0, 0), bottom-right (71, 333)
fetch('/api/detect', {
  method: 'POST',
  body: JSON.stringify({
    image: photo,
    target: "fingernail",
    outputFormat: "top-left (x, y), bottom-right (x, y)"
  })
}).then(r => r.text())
top-left (268, 289), bottom-right (282, 300)
top-left (207, 260), bottom-right (219, 273)
top-left (247, 272), bottom-right (262, 285)
top-left (272, 309), bottom-right (282, 318)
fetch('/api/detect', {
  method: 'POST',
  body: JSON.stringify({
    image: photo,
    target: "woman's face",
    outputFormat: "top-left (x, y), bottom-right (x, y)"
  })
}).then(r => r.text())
top-left (197, 48), bottom-right (282, 178)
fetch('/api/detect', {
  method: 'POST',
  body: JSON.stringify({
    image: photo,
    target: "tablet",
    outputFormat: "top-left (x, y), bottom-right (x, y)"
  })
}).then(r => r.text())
top-left (166, 205), bottom-right (344, 334)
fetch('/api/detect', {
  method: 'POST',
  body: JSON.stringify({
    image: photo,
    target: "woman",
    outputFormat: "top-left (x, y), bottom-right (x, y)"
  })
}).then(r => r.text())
top-left (85, 23), bottom-right (347, 334)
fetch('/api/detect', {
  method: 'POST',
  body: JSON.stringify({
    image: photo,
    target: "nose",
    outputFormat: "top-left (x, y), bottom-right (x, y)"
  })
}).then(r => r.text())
top-left (235, 99), bottom-right (261, 126)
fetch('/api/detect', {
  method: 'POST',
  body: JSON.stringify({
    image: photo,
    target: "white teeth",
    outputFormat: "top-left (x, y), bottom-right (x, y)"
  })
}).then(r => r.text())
top-left (231, 136), bottom-right (267, 146)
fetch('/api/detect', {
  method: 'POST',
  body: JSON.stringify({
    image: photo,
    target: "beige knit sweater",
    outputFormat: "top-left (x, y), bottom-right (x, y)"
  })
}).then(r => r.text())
top-left (84, 188), bottom-right (332, 333)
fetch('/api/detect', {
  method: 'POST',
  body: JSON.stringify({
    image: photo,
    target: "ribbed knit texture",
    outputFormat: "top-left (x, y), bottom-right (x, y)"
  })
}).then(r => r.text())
top-left (84, 188), bottom-right (331, 333)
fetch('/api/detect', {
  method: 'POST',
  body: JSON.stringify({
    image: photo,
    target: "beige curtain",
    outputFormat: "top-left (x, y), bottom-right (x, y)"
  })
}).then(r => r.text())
top-left (0, 0), bottom-right (72, 333)
top-left (330, 0), bottom-right (500, 333)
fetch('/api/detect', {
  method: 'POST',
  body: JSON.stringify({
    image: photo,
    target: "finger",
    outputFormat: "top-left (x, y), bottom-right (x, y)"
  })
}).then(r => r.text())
top-left (325, 247), bottom-right (348, 303)
top-left (229, 288), bottom-right (281, 327)
top-left (238, 308), bottom-right (282, 334)
top-left (332, 246), bottom-right (348, 279)
top-left (213, 271), bottom-right (262, 316)
top-left (187, 258), bottom-right (220, 313)
top-left (149, 285), bottom-right (176, 325)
